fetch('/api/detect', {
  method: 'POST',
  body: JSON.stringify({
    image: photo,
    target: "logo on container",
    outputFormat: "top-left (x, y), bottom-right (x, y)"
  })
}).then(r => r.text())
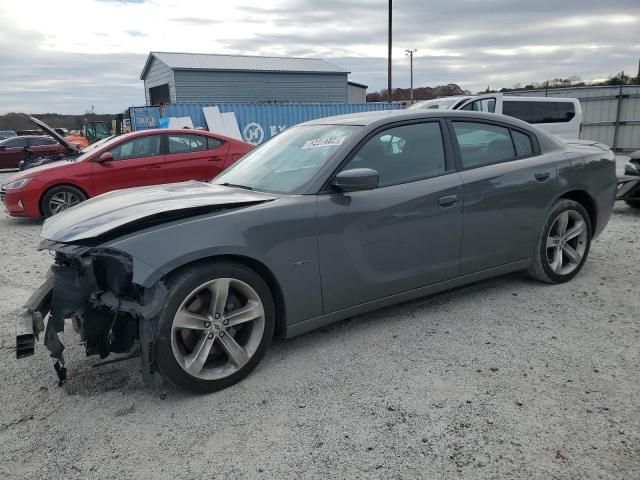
top-left (243, 123), bottom-right (264, 145)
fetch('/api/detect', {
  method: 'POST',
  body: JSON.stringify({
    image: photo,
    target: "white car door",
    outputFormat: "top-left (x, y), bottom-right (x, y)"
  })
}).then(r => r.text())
top-left (457, 93), bottom-right (504, 114)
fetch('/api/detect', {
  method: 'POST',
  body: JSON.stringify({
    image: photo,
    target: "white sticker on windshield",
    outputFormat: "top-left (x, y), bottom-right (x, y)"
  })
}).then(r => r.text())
top-left (302, 136), bottom-right (347, 149)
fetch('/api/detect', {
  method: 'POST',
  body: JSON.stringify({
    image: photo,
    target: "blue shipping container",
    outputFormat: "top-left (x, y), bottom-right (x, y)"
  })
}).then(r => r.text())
top-left (129, 102), bottom-right (402, 144)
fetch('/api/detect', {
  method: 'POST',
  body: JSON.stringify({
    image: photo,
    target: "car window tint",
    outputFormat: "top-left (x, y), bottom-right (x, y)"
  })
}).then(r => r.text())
top-left (207, 137), bottom-right (223, 150)
top-left (30, 137), bottom-right (56, 146)
top-left (512, 130), bottom-right (534, 157)
top-left (343, 122), bottom-right (446, 187)
top-left (453, 122), bottom-right (515, 168)
top-left (503, 101), bottom-right (575, 124)
top-left (4, 138), bottom-right (28, 148)
top-left (109, 135), bottom-right (161, 160)
top-left (461, 98), bottom-right (496, 113)
top-left (168, 134), bottom-right (207, 154)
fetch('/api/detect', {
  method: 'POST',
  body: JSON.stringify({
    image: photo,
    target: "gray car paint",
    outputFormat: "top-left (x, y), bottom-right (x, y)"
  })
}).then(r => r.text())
top-left (36, 110), bottom-right (617, 338)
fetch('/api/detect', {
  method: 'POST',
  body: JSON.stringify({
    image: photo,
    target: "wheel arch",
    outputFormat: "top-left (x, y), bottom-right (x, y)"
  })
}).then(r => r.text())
top-left (39, 182), bottom-right (90, 216)
top-left (557, 189), bottom-right (597, 234)
top-left (163, 254), bottom-right (287, 337)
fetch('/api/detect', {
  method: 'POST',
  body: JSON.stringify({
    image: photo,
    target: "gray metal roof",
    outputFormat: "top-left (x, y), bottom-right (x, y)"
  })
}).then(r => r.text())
top-left (141, 52), bottom-right (348, 79)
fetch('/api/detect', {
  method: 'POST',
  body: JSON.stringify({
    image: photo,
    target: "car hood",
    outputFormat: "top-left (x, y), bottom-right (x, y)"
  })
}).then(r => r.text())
top-left (2, 159), bottom-right (76, 185)
top-left (30, 116), bottom-right (80, 154)
top-left (40, 181), bottom-right (278, 243)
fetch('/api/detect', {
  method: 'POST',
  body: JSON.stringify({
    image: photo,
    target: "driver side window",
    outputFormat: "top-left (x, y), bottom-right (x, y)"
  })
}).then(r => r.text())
top-left (109, 135), bottom-right (161, 161)
top-left (342, 122), bottom-right (446, 187)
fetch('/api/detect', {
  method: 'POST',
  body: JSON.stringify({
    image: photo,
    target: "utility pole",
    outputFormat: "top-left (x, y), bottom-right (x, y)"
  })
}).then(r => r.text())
top-left (405, 49), bottom-right (417, 103)
top-left (387, 0), bottom-right (392, 103)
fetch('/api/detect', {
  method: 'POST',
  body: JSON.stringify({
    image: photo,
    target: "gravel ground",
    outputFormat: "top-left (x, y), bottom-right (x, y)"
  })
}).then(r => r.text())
top-left (0, 160), bottom-right (638, 480)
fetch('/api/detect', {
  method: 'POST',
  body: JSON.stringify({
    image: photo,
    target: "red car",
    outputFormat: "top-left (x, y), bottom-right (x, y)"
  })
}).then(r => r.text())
top-left (1, 128), bottom-right (254, 218)
top-left (0, 135), bottom-right (68, 169)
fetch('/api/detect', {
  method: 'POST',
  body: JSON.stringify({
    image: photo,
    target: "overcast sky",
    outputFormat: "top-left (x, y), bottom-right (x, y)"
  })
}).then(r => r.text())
top-left (1, 0), bottom-right (638, 114)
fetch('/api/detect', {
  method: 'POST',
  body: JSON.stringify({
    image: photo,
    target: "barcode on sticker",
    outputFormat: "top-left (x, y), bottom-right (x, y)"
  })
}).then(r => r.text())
top-left (302, 136), bottom-right (347, 149)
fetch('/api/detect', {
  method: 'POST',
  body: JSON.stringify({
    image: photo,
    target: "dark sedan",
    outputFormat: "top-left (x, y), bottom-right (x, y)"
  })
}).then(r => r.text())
top-left (17, 110), bottom-right (617, 392)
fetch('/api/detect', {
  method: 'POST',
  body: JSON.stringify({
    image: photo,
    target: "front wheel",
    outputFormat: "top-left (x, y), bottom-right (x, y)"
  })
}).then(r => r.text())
top-left (41, 185), bottom-right (86, 217)
top-left (156, 261), bottom-right (275, 393)
top-left (528, 199), bottom-right (592, 284)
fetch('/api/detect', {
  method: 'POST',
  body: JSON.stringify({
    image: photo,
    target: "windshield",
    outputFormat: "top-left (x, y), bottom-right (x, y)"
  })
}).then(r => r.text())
top-left (213, 124), bottom-right (361, 194)
top-left (72, 135), bottom-right (123, 162)
top-left (80, 136), bottom-right (114, 153)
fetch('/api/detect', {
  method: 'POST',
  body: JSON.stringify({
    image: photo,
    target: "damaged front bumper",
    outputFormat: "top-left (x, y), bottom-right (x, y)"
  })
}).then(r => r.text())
top-left (616, 175), bottom-right (640, 201)
top-left (16, 240), bottom-right (167, 386)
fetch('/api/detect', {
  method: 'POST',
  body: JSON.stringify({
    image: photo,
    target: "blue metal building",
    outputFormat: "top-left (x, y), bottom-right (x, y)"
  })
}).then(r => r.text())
top-left (140, 52), bottom-right (350, 105)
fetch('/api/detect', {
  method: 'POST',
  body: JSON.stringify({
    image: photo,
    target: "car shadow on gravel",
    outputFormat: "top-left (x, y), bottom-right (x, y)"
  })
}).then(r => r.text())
top-left (272, 271), bottom-right (528, 349)
top-left (3, 216), bottom-right (42, 227)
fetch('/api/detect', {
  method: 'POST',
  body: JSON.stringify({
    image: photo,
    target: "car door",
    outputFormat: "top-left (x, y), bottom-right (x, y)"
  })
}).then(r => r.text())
top-left (91, 133), bottom-right (165, 195)
top-left (164, 133), bottom-right (230, 183)
top-left (457, 93), bottom-right (504, 114)
top-left (0, 137), bottom-right (28, 168)
top-left (448, 119), bottom-right (558, 274)
top-left (316, 120), bottom-right (463, 313)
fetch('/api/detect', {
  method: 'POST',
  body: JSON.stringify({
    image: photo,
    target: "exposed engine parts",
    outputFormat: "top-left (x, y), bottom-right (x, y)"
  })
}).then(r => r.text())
top-left (18, 242), bottom-right (166, 386)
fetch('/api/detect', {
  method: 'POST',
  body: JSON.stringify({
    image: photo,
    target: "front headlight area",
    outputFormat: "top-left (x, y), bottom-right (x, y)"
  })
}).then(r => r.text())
top-left (2, 177), bottom-right (32, 190)
top-left (624, 161), bottom-right (639, 176)
top-left (47, 246), bottom-right (139, 361)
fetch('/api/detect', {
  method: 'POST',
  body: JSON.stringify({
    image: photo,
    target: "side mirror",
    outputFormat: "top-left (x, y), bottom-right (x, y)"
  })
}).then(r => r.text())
top-left (96, 152), bottom-right (114, 163)
top-left (332, 168), bottom-right (379, 192)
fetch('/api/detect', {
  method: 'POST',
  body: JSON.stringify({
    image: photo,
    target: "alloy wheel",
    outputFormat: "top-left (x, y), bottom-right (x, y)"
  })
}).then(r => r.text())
top-left (48, 190), bottom-right (82, 215)
top-left (170, 277), bottom-right (265, 380)
top-left (545, 210), bottom-right (588, 275)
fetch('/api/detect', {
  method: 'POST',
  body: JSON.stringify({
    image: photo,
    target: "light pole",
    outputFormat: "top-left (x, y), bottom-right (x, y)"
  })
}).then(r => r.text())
top-left (387, 0), bottom-right (392, 102)
top-left (405, 49), bottom-right (417, 103)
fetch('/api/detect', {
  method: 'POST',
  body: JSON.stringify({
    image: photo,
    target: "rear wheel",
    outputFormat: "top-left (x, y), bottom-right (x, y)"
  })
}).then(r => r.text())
top-left (528, 199), bottom-right (591, 283)
top-left (156, 261), bottom-right (275, 393)
top-left (41, 185), bottom-right (86, 217)
top-left (624, 199), bottom-right (640, 209)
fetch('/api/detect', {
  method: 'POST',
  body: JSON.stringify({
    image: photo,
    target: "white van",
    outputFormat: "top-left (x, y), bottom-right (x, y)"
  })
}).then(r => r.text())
top-left (409, 93), bottom-right (582, 140)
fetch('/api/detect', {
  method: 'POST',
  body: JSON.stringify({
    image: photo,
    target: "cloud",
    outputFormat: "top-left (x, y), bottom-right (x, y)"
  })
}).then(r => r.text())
top-left (0, 0), bottom-right (638, 114)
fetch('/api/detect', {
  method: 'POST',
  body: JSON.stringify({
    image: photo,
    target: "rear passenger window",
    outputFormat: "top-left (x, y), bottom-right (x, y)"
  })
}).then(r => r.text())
top-left (168, 134), bottom-right (207, 154)
top-left (207, 137), bottom-right (223, 150)
top-left (503, 101), bottom-right (575, 124)
top-left (30, 137), bottom-right (56, 146)
top-left (343, 122), bottom-right (446, 187)
top-left (452, 122), bottom-right (515, 168)
top-left (512, 130), bottom-right (534, 157)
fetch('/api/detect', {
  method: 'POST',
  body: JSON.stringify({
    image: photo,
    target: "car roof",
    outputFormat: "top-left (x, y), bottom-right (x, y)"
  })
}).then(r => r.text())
top-left (0, 135), bottom-right (53, 142)
top-left (301, 109), bottom-right (527, 128)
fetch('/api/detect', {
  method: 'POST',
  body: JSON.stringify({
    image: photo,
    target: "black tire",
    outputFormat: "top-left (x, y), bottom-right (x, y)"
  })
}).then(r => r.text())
top-left (527, 199), bottom-right (592, 284)
top-left (40, 185), bottom-right (87, 217)
top-left (155, 261), bottom-right (275, 393)
top-left (624, 199), bottom-right (640, 209)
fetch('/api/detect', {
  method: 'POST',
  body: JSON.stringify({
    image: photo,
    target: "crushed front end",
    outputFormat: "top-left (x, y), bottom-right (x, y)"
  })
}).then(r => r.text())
top-left (16, 240), bottom-right (166, 386)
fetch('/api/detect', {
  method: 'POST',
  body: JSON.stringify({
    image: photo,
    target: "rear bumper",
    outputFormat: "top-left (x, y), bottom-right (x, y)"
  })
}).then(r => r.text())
top-left (616, 175), bottom-right (640, 201)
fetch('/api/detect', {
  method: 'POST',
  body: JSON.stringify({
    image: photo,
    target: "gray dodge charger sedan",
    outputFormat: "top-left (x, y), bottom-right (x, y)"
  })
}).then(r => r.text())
top-left (16, 110), bottom-right (616, 392)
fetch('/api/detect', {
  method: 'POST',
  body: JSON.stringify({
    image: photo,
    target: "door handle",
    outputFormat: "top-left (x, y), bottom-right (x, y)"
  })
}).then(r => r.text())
top-left (146, 164), bottom-right (162, 169)
top-left (208, 156), bottom-right (225, 162)
top-left (438, 194), bottom-right (458, 207)
top-left (535, 171), bottom-right (550, 182)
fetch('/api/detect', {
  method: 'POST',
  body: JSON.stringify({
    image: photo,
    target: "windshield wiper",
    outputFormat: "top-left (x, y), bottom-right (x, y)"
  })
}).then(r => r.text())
top-left (221, 182), bottom-right (253, 191)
